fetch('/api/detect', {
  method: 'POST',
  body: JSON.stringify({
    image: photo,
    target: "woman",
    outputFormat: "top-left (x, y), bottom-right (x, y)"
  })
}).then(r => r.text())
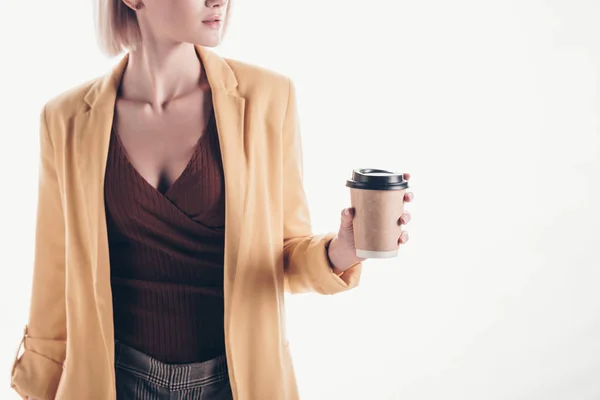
top-left (10, 0), bottom-right (414, 398)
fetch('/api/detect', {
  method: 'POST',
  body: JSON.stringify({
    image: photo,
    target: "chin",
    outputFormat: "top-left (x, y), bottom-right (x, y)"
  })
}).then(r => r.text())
top-left (199, 40), bottom-right (221, 48)
top-left (193, 39), bottom-right (221, 48)
top-left (191, 32), bottom-right (223, 48)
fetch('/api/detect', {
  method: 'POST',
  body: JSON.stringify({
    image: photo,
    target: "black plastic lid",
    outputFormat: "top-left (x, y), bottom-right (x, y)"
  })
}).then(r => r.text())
top-left (345, 168), bottom-right (408, 191)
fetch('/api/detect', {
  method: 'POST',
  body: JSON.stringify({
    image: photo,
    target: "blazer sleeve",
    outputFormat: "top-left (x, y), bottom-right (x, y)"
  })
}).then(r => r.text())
top-left (281, 78), bottom-right (362, 294)
top-left (11, 105), bottom-right (67, 400)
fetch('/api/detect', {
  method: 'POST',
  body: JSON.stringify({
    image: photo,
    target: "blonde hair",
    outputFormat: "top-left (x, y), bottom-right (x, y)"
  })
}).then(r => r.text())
top-left (93, 0), bottom-right (232, 57)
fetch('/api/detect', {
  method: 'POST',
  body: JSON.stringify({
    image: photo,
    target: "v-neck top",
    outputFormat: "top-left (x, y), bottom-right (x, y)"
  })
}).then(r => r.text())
top-left (104, 112), bottom-right (226, 364)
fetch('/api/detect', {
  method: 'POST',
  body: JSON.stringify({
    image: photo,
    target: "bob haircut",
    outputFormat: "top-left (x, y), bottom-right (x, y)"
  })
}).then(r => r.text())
top-left (93, 0), bottom-right (232, 57)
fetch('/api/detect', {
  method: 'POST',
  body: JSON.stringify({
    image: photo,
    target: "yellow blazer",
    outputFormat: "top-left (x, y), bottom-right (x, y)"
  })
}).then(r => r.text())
top-left (10, 45), bottom-right (362, 400)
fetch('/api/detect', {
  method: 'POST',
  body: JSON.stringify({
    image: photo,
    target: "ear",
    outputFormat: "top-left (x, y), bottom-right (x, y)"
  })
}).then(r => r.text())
top-left (121, 0), bottom-right (143, 11)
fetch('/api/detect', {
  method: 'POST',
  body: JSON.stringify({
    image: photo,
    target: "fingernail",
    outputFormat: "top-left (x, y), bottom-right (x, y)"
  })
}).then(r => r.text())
top-left (343, 208), bottom-right (350, 216)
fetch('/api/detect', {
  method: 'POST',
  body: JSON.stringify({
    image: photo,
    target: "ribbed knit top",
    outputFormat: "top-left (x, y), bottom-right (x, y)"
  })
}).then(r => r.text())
top-left (104, 112), bottom-right (226, 364)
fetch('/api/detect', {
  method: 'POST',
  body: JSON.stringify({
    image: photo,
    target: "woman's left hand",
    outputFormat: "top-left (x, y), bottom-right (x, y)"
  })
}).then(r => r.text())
top-left (327, 173), bottom-right (414, 274)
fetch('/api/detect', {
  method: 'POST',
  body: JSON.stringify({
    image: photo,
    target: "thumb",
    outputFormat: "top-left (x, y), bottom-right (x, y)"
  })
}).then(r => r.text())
top-left (339, 208), bottom-right (354, 231)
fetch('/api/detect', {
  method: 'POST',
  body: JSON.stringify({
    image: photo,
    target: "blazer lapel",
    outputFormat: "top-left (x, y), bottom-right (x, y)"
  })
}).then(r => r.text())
top-left (73, 45), bottom-right (247, 339)
top-left (72, 55), bottom-right (128, 351)
top-left (194, 45), bottom-right (248, 291)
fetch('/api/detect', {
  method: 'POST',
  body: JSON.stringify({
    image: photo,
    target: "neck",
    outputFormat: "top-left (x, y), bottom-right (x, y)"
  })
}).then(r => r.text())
top-left (121, 41), bottom-right (203, 111)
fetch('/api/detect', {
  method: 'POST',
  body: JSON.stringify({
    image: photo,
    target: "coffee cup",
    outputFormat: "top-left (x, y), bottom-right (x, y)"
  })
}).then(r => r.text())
top-left (346, 168), bottom-right (409, 259)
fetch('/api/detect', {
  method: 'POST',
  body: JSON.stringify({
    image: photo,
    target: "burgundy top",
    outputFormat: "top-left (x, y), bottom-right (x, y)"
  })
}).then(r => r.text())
top-left (104, 113), bottom-right (227, 364)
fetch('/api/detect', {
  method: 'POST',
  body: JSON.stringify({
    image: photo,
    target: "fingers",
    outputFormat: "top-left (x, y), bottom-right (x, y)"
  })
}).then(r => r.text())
top-left (400, 180), bottom-right (413, 243)
top-left (398, 212), bottom-right (411, 225)
top-left (340, 207), bottom-right (355, 230)
top-left (402, 172), bottom-right (413, 203)
top-left (398, 231), bottom-right (409, 244)
top-left (398, 208), bottom-right (411, 244)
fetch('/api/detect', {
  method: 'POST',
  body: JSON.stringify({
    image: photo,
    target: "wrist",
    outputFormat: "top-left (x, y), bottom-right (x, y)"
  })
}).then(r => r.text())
top-left (326, 237), bottom-right (361, 274)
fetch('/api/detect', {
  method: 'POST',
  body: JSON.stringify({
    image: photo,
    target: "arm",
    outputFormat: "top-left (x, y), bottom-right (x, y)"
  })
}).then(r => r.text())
top-left (281, 78), bottom-right (362, 294)
top-left (11, 105), bottom-right (67, 400)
